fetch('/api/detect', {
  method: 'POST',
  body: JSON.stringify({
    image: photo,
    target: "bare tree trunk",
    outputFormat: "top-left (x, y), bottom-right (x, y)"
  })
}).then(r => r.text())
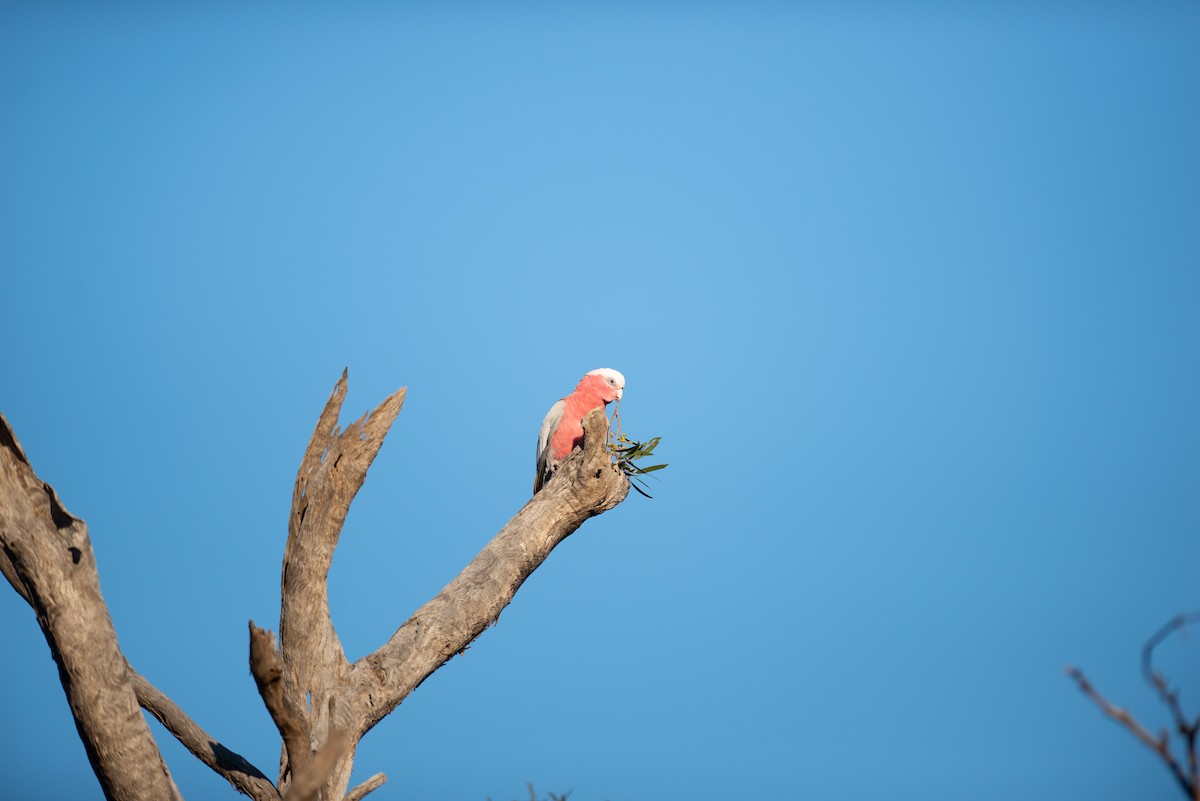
top-left (0, 416), bottom-right (184, 801)
top-left (258, 371), bottom-right (630, 800)
top-left (2, 371), bottom-right (630, 801)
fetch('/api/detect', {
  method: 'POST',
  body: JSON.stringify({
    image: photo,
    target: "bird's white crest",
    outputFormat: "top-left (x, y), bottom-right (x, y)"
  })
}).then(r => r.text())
top-left (586, 368), bottom-right (625, 389)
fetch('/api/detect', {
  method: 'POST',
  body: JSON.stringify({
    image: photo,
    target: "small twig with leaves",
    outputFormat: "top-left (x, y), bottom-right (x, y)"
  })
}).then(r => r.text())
top-left (607, 403), bottom-right (667, 498)
top-left (1067, 610), bottom-right (1200, 800)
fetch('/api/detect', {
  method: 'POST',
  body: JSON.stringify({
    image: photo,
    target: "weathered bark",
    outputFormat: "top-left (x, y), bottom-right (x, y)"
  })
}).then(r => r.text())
top-left (282, 725), bottom-right (351, 801)
top-left (0, 414), bottom-right (183, 801)
top-left (4, 370), bottom-right (630, 801)
top-left (129, 664), bottom-right (281, 801)
top-left (255, 373), bottom-right (629, 801)
top-left (350, 405), bottom-right (629, 733)
top-left (275, 370), bottom-right (406, 796)
top-left (250, 623), bottom-right (315, 782)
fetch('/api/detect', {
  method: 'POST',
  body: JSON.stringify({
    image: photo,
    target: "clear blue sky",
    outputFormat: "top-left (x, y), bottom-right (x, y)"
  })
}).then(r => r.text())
top-left (2, 3), bottom-right (1198, 800)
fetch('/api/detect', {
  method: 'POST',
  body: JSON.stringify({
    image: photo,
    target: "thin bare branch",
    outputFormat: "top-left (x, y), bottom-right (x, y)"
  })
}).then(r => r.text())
top-left (343, 773), bottom-right (386, 801)
top-left (1067, 665), bottom-right (1195, 798)
top-left (350, 407), bottom-right (628, 733)
top-left (128, 663), bottom-right (281, 801)
top-left (251, 622), bottom-right (312, 779)
top-left (1142, 612), bottom-right (1200, 682)
top-left (1141, 612), bottom-right (1200, 798)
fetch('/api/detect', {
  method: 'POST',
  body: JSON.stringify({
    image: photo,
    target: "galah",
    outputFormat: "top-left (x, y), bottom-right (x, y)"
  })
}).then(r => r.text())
top-left (534, 368), bottom-right (625, 495)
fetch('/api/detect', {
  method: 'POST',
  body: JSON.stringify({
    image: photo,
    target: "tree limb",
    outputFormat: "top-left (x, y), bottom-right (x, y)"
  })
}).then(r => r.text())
top-left (1141, 613), bottom-right (1200, 799)
top-left (1067, 666), bottom-right (1195, 799)
top-left (344, 773), bottom-right (387, 801)
top-left (350, 407), bottom-right (628, 733)
top-left (129, 662), bottom-right (282, 801)
top-left (7, 372), bottom-right (633, 801)
top-left (277, 371), bottom-right (406, 796)
top-left (0, 413), bottom-right (183, 801)
top-left (251, 622), bottom-right (313, 780)
top-left (0, 421), bottom-right (36, 606)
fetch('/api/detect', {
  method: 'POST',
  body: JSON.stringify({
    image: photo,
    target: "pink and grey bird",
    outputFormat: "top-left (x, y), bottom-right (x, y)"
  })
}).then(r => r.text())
top-left (534, 368), bottom-right (625, 494)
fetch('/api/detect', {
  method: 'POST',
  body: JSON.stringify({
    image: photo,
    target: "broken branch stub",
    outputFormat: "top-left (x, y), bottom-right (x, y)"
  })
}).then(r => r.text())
top-left (250, 622), bottom-right (312, 781)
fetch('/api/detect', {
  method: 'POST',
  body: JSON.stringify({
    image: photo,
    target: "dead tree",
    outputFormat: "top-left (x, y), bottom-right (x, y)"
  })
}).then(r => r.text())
top-left (1068, 612), bottom-right (1200, 800)
top-left (0, 371), bottom-right (629, 801)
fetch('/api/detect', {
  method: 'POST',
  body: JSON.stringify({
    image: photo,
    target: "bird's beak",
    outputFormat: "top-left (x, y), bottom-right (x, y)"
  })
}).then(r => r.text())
top-left (616, 388), bottom-right (623, 400)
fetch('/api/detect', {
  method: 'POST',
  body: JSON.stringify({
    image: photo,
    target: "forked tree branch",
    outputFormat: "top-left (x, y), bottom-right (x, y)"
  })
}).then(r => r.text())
top-left (3, 413), bottom-right (280, 801)
top-left (1068, 612), bottom-right (1200, 801)
top-left (128, 663), bottom-right (281, 801)
top-left (4, 370), bottom-right (632, 801)
top-left (281, 371), bottom-right (406, 697)
top-left (1143, 612), bottom-right (1200, 795)
top-left (1066, 666), bottom-right (1192, 797)
top-left (275, 371), bottom-right (406, 796)
top-left (350, 407), bottom-right (628, 733)
top-left (266, 375), bottom-right (628, 800)
top-left (0, 413), bottom-right (183, 801)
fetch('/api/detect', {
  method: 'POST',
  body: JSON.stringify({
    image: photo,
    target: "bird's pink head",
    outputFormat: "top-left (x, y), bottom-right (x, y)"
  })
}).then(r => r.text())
top-left (577, 368), bottom-right (625, 404)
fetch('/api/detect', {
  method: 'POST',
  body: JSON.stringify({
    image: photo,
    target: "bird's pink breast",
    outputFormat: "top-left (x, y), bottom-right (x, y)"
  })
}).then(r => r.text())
top-left (548, 390), bottom-right (607, 459)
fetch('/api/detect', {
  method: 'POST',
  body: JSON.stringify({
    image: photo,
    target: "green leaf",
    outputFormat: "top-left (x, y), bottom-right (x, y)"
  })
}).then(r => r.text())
top-left (608, 433), bottom-right (665, 498)
top-left (628, 478), bottom-right (654, 498)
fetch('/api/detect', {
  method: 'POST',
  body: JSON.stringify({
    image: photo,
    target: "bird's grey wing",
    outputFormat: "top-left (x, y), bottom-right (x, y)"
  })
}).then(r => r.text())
top-left (534, 400), bottom-right (565, 495)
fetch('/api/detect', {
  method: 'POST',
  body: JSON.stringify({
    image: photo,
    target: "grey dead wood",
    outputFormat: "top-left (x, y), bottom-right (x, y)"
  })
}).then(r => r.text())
top-left (282, 724), bottom-right (351, 801)
top-left (2, 415), bottom-right (284, 801)
top-left (250, 623), bottom-right (314, 784)
top-left (128, 664), bottom-right (282, 801)
top-left (0, 414), bottom-right (184, 801)
top-left (347, 403), bottom-right (630, 734)
top-left (4, 371), bottom-right (630, 801)
top-left (262, 373), bottom-right (628, 801)
top-left (274, 371), bottom-right (407, 797)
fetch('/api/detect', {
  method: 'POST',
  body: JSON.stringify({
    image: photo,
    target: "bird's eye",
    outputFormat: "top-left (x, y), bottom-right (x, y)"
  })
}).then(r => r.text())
top-left (608, 378), bottom-right (615, 384)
